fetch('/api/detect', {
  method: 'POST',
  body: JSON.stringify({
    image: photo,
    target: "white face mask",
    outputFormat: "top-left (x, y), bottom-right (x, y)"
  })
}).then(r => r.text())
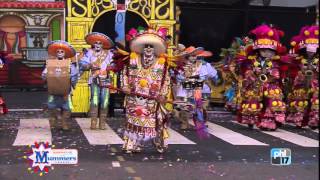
top-left (259, 49), bottom-right (275, 59)
top-left (94, 41), bottom-right (103, 52)
top-left (56, 49), bottom-right (65, 59)
top-left (306, 44), bottom-right (318, 53)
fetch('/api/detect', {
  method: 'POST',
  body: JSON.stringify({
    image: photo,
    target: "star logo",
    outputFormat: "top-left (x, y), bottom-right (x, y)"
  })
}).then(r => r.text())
top-left (25, 142), bottom-right (52, 176)
top-left (28, 143), bottom-right (52, 171)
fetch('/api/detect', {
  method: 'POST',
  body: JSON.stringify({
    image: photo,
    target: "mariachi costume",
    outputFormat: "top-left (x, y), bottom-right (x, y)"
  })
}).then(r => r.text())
top-left (286, 25), bottom-right (319, 129)
top-left (174, 46), bottom-right (218, 132)
top-left (121, 27), bottom-right (171, 153)
top-left (79, 32), bottom-right (114, 130)
top-left (237, 25), bottom-right (287, 130)
top-left (42, 40), bottom-right (79, 130)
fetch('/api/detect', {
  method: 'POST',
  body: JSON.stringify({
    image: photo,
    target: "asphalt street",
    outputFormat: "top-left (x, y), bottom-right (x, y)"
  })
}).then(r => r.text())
top-left (0, 91), bottom-right (318, 180)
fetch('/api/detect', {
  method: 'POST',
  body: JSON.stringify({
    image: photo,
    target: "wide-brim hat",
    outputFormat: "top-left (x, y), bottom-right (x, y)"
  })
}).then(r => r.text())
top-left (47, 40), bottom-right (76, 59)
top-left (173, 44), bottom-right (186, 55)
top-left (176, 46), bottom-right (204, 58)
top-left (85, 32), bottom-right (114, 49)
top-left (197, 50), bottom-right (213, 57)
top-left (129, 33), bottom-right (167, 56)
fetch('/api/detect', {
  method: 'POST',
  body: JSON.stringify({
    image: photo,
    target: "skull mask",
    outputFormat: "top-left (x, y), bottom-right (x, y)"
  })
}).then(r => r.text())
top-left (306, 44), bottom-right (318, 59)
top-left (56, 49), bottom-right (65, 60)
top-left (188, 55), bottom-right (197, 64)
top-left (259, 49), bottom-right (275, 59)
top-left (142, 44), bottom-right (155, 68)
top-left (94, 41), bottom-right (103, 52)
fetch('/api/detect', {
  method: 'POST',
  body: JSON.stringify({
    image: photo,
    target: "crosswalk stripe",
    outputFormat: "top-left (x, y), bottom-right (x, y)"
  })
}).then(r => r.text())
top-left (286, 123), bottom-right (319, 133)
top-left (75, 118), bottom-right (124, 145)
top-left (9, 109), bottom-right (43, 112)
top-left (167, 128), bottom-right (196, 145)
top-left (232, 121), bottom-right (319, 147)
top-left (312, 129), bottom-right (319, 133)
top-left (76, 118), bottom-right (196, 145)
top-left (188, 120), bottom-right (268, 146)
top-left (13, 118), bottom-right (52, 146)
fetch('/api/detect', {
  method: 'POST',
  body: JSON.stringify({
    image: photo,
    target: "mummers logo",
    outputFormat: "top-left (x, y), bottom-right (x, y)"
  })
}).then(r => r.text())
top-left (24, 142), bottom-right (78, 176)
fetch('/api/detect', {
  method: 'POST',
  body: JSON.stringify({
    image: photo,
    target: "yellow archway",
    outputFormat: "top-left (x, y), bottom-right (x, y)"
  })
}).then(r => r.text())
top-left (66, 0), bottom-right (177, 113)
top-left (66, 0), bottom-right (176, 51)
top-left (89, 9), bottom-right (150, 33)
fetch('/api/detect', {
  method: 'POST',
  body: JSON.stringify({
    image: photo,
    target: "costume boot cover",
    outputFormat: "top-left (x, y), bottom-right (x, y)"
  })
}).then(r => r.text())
top-left (61, 111), bottom-right (71, 130)
top-left (48, 109), bottom-right (59, 128)
top-left (99, 108), bottom-right (108, 130)
top-left (90, 106), bottom-right (98, 130)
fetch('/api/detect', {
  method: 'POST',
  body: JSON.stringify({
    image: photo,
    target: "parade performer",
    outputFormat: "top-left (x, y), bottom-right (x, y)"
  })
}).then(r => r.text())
top-left (42, 40), bottom-right (78, 130)
top-left (174, 46), bottom-right (218, 132)
top-left (120, 27), bottom-right (172, 153)
top-left (79, 32), bottom-right (114, 130)
top-left (286, 25), bottom-right (319, 129)
top-left (238, 25), bottom-right (287, 130)
top-left (220, 37), bottom-right (253, 112)
top-left (0, 51), bottom-right (9, 115)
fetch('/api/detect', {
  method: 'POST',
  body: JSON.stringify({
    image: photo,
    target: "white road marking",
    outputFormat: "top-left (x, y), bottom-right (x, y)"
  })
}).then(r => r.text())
top-left (75, 118), bottom-right (123, 145)
top-left (207, 111), bottom-right (232, 114)
top-left (167, 128), bottom-right (196, 145)
top-left (112, 161), bottom-right (121, 167)
top-left (286, 123), bottom-right (319, 133)
top-left (13, 118), bottom-right (52, 146)
top-left (188, 120), bottom-right (268, 146)
top-left (9, 109), bottom-right (43, 112)
top-left (232, 121), bottom-right (319, 147)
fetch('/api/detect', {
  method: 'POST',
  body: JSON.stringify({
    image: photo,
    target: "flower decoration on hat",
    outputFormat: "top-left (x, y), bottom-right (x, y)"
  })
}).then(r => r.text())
top-left (289, 35), bottom-right (302, 55)
top-left (126, 26), bottom-right (168, 56)
top-left (249, 24), bottom-right (285, 53)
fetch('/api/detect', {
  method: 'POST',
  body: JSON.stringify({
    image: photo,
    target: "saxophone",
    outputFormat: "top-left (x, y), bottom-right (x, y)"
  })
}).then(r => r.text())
top-left (304, 58), bottom-right (314, 91)
top-left (259, 60), bottom-right (268, 83)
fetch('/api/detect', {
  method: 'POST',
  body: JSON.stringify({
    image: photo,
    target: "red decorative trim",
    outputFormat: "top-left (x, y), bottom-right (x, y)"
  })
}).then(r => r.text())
top-left (0, 2), bottom-right (65, 9)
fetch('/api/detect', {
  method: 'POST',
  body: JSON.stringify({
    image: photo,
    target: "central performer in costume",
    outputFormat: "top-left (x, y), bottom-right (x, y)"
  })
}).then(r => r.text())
top-left (121, 27), bottom-right (171, 153)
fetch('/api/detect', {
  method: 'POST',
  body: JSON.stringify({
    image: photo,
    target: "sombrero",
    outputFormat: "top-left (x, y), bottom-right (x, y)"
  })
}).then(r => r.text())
top-left (196, 50), bottom-right (213, 57)
top-left (85, 32), bottom-right (114, 49)
top-left (47, 40), bottom-right (76, 59)
top-left (175, 46), bottom-right (204, 58)
top-left (129, 29), bottom-right (167, 56)
top-left (173, 44), bottom-right (186, 55)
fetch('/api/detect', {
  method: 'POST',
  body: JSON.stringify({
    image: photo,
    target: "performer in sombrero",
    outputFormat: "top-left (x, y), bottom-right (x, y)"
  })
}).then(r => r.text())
top-left (121, 27), bottom-right (171, 153)
top-left (174, 46), bottom-right (218, 132)
top-left (79, 32), bottom-right (114, 130)
top-left (42, 40), bottom-right (79, 130)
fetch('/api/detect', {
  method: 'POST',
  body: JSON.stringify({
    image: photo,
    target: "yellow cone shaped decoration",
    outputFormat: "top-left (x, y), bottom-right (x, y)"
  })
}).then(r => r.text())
top-left (272, 101), bottom-right (278, 106)
top-left (139, 79), bottom-right (148, 87)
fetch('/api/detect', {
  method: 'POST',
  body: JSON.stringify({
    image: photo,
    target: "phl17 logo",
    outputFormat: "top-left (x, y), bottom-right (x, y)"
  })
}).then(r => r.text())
top-left (271, 148), bottom-right (291, 165)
